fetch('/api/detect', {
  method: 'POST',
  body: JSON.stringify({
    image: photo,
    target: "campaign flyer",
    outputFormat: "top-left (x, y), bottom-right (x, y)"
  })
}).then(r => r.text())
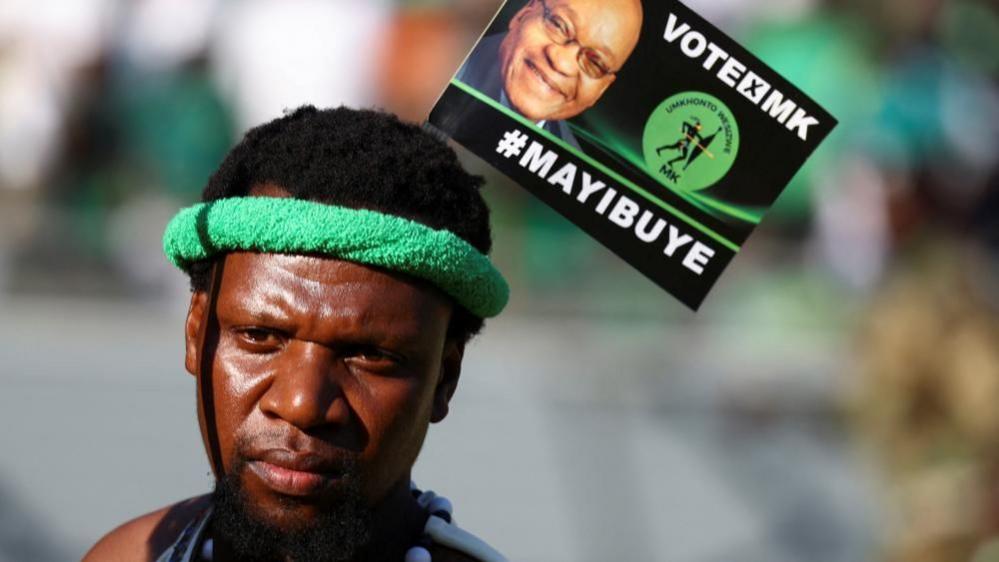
top-left (427, 0), bottom-right (837, 310)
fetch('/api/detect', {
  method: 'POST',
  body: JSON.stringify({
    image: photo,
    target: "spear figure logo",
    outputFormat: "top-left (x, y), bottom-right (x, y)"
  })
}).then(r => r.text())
top-left (655, 117), bottom-right (721, 173)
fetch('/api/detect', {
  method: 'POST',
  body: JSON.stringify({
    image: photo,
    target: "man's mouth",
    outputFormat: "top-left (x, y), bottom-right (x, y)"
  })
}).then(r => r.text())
top-left (247, 450), bottom-right (348, 497)
top-left (524, 59), bottom-right (567, 100)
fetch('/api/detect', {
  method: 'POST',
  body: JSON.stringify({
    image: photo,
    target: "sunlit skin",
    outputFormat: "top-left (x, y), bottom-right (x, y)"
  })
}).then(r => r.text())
top-left (82, 217), bottom-right (479, 561)
top-left (499, 0), bottom-right (643, 121)
top-left (183, 251), bottom-right (466, 560)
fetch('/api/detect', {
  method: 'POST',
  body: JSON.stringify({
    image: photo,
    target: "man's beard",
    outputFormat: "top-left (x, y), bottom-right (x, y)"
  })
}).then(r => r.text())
top-left (210, 457), bottom-right (372, 562)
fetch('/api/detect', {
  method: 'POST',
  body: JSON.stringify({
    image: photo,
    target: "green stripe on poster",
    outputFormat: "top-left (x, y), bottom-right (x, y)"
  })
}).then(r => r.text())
top-left (450, 78), bottom-right (741, 253)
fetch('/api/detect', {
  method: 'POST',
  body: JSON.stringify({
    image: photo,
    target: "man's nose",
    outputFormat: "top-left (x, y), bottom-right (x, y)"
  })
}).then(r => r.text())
top-left (258, 341), bottom-right (350, 430)
top-left (545, 41), bottom-right (580, 78)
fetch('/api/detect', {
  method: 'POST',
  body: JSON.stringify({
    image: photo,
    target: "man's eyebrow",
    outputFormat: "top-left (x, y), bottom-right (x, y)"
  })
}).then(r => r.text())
top-left (557, 3), bottom-right (617, 67)
top-left (229, 298), bottom-right (292, 325)
top-left (558, 2), bottom-right (580, 23)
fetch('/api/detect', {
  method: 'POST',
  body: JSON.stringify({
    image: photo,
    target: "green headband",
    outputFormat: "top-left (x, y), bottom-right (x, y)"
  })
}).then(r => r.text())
top-left (162, 197), bottom-right (509, 318)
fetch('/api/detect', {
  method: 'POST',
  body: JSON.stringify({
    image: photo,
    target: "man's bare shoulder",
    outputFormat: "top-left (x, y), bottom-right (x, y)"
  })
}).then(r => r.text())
top-left (83, 495), bottom-right (211, 562)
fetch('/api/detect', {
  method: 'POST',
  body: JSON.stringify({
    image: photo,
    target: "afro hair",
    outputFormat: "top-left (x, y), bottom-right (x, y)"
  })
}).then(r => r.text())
top-left (186, 106), bottom-right (494, 342)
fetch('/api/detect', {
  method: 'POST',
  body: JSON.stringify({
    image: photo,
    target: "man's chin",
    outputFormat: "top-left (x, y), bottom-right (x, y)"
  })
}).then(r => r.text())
top-left (508, 96), bottom-right (557, 122)
top-left (234, 493), bottom-right (332, 532)
top-left (506, 87), bottom-right (578, 122)
top-left (210, 467), bottom-right (372, 562)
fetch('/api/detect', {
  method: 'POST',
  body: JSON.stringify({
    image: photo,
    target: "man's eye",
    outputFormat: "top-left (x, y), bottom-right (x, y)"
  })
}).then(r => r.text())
top-left (235, 328), bottom-right (283, 349)
top-left (345, 346), bottom-right (405, 371)
top-left (353, 347), bottom-right (392, 362)
top-left (545, 14), bottom-right (572, 41)
top-left (581, 49), bottom-right (609, 79)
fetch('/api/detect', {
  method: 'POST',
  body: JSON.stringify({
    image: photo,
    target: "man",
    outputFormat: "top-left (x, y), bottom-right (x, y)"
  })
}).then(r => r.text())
top-left (84, 107), bottom-right (509, 562)
top-left (456, 0), bottom-right (643, 148)
top-left (656, 117), bottom-right (722, 172)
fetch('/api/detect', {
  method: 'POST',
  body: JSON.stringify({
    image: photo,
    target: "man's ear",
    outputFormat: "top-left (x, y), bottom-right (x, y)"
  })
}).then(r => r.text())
top-left (431, 339), bottom-right (465, 423)
top-left (185, 290), bottom-right (209, 377)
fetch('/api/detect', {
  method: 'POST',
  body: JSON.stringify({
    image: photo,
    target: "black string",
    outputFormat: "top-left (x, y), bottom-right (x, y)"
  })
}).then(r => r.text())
top-left (200, 259), bottom-right (226, 478)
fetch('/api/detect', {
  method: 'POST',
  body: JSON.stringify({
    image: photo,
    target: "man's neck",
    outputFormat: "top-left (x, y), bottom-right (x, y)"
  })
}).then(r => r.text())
top-left (353, 478), bottom-right (428, 561)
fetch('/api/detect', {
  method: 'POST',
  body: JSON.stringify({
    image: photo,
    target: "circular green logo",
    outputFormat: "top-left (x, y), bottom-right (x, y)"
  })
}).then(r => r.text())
top-left (642, 92), bottom-right (739, 193)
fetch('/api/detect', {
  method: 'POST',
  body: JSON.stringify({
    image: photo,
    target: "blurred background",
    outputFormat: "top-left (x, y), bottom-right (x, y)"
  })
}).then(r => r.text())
top-left (0, 0), bottom-right (997, 560)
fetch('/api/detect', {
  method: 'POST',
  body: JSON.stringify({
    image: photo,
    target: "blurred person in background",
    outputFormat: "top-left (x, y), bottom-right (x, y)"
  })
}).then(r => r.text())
top-left (831, 1), bottom-right (999, 559)
top-left (376, 5), bottom-right (472, 123)
top-left (848, 239), bottom-right (999, 562)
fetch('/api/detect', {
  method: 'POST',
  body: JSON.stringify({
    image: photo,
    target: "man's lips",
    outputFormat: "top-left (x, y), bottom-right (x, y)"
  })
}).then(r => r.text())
top-left (246, 450), bottom-right (346, 497)
top-left (524, 59), bottom-right (568, 100)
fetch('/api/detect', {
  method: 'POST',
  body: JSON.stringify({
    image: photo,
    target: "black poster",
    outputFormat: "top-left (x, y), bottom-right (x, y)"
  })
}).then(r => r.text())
top-left (428, 0), bottom-right (837, 310)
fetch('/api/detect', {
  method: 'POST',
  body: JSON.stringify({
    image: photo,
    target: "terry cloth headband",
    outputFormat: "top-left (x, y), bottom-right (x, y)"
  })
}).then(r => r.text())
top-left (162, 197), bottom-right (509, 318)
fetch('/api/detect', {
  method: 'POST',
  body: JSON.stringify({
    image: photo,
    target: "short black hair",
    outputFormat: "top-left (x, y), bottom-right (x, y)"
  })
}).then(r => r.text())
top-left (187, 106), bottom-right (492, 343)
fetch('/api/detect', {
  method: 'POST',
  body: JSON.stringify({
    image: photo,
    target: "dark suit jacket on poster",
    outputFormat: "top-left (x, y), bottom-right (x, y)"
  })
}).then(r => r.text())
top-left (455, 33), bottom-right (582, 150)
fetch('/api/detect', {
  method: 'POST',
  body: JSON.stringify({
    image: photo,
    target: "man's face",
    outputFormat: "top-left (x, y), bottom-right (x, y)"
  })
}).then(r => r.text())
top-left (185, 252), bottom-right (460, 536)
top-left (499, 0), bottom-right (643, 122)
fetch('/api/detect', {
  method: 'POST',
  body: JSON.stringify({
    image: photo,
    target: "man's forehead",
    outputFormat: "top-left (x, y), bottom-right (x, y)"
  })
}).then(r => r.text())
top-left (214, 252), bottom-right (452, 324)
top-left (236, 252), bottom-right (383, 284)
top-left (546, 0), bottom-right (643, 62)
top-left (547, 0), bottom-right (641, 20)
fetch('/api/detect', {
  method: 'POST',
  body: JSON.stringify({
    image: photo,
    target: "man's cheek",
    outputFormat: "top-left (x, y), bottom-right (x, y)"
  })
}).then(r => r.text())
top-left (362, 395), bottom-right (428, 470)
top-left (387, 401), bottom-right (432, 464)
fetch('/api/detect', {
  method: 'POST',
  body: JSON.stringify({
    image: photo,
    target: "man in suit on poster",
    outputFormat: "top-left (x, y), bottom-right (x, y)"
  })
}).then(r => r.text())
top-left (456, 0), bottom-right (643, 149)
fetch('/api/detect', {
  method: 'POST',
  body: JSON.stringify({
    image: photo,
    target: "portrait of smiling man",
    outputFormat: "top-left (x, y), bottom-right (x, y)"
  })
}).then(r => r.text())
top-left (455, 0), bottom-right (643, 148)
top-left (83, 107), bottom-right (509, 562)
